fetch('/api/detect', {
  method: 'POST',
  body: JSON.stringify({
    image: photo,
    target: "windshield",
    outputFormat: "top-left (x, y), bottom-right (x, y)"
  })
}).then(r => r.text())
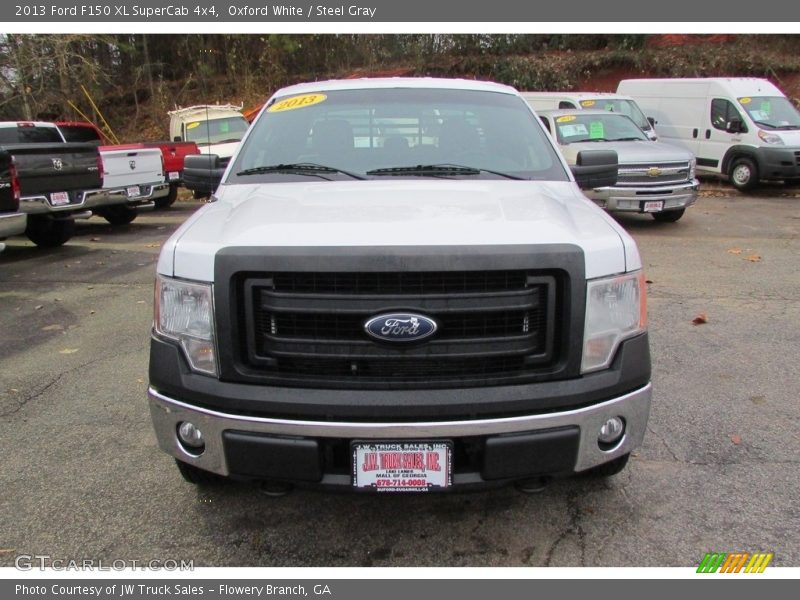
top-left (552, 113), bottom-right (647, 143)
top-left (58, 125), bottom-right (103, 144)
top-left (229, 87), bottom-right (568, 183)
top-left (579, 98), bottom-right (651, 131)
top-left (184, 116), bottom-right (249, 145)
top-left (738, 96), bottom-right (800, 130)
top-left (0, 126), bottom-right (63, 144)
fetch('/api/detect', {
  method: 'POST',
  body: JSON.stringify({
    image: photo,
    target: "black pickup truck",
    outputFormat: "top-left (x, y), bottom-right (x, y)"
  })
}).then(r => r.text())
top-left (0, 150), bottom-right (26, 248)
top-left (0, 139), bottom-right (102, 247)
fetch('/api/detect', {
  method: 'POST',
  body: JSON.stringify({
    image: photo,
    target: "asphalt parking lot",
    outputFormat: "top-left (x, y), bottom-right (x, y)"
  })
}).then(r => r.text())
top-left (1, 190), bottom-right (798, 568)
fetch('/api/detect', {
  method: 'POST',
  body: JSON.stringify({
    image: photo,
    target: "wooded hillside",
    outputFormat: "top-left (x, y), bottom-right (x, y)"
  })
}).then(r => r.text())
top-left (2, 34), bottom-right (800, 142)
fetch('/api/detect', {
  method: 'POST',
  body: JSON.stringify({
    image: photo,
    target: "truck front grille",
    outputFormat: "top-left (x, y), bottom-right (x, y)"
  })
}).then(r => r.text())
top-left (616, 162), bottom-right (691, 186)
top-left (239, 270), bottom-right (558, 389)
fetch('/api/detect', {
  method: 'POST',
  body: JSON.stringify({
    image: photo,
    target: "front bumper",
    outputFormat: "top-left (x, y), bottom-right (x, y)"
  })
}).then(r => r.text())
top-left (754, 146), bottom-right (800, 180)
top-left (0, 211), bottom-right (26, 239)
top-left (148, 382), bottom-right (652, 489)
top-left (589, 180), bottom-right (699, 213)
top-left (20, 182), bottom-right (169, 215)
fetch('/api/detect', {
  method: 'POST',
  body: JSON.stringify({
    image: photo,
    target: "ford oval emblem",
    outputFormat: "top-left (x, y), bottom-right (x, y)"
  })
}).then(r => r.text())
top-left (364, 313), bottom-right (438, 343)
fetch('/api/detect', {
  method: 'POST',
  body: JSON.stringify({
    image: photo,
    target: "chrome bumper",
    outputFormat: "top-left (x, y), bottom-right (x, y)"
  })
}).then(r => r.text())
top-left (0, 211), bottom-right (26, 239)
top-left (148, 383), bottom-right (652, 478)
top-left (589, 180), bottom-right (699, 213)
top-left (20, 183), bottom-right (169, 215)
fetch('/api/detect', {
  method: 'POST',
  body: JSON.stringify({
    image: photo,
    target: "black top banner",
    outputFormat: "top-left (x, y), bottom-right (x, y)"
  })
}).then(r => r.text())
top-left (4, 0), bottom-right (800, 22)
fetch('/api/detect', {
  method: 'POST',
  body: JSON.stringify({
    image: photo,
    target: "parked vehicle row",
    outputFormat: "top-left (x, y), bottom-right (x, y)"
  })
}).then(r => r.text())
top-left (0, 119), bottom-right (203, 248)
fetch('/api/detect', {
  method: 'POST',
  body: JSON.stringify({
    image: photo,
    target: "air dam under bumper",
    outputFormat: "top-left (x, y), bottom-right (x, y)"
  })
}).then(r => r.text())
top-left (148, 383), bottom-right (652, 489)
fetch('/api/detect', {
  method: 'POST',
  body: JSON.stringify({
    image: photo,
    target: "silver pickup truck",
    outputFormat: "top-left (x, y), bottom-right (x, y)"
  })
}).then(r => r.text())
top-left (536, 109), bottom-right (699, 222)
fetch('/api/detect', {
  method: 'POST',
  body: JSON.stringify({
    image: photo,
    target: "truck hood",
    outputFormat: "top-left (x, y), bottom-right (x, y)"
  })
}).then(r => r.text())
top-left (562, 140), bottom-right (693, 164)
top-left (160, 180), bottom-right (639, 281)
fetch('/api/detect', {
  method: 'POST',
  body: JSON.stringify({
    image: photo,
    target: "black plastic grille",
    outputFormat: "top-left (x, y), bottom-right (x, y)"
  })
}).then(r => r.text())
top-left (241, 270), bottom-right (558, 388)
top-left (271, 270), bottom-right (529, 295)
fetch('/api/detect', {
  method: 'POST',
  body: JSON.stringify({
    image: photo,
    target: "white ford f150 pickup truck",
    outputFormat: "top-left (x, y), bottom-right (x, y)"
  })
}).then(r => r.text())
top-left (148, 78), bottom-right (652, 493)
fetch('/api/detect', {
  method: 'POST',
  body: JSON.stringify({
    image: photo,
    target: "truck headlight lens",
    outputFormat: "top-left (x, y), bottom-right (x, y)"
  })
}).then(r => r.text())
top-left (689, 157), bottom-right (697, 180)
top-left (154, 275), bottom-right (217, 376)
top-left (757, 130), bottom-right (783, 145)
top-left (582, 271), bottom-right (646, 373)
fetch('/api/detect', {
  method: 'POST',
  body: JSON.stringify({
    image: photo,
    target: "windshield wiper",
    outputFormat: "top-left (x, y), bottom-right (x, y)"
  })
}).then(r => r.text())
top-left (236, 163), bottom-right (366, 180)
top-left (611, 137), bottom-right (645, 141)
top-left (366, 164), bottom-right (524, 180)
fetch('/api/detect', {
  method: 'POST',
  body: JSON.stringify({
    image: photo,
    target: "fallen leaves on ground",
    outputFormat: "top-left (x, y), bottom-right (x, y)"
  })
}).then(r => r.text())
top-left (731, 434), bottom-right (742, 445)
top-left (692, 313), bottom-right (709, 325)
top-left (145, 243), bottom-right (161, 248)
top-left (727, 248), bottom-right (742, 255)
top-left (744, 254), bottom-right (761, 262)
top-left (59, 348), bottom-right (79, 354)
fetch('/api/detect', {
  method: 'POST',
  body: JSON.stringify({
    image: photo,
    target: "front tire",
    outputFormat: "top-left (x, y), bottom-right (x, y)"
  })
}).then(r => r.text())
top-left (652, 208), bottom-right (685, 223)
top-left (25, 216), bottom-right (75, 247)
top-left (98, 205), bottom-right (138, 226)
top-left (175, 459), bottom-right (225, 486)
top-left (730, 157), bottom-right (759, 191)
top-left (584, 453), bottom-right (630, 478)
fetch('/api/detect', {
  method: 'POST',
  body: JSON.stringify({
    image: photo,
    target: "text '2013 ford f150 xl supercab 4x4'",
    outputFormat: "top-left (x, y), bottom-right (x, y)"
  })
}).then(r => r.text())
top-left (148, 78), bottom-right (651, 493)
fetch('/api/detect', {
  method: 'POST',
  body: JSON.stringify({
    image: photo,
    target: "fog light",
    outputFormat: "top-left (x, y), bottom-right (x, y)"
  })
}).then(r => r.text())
top-left (177, 421), bottom-right (205, 450)
top-left (598, 416), bottom-right (625, 446)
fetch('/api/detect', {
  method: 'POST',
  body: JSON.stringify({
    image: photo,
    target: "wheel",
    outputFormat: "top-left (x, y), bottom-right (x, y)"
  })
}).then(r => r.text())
top-left (25, 216), bottom-right (75, 247)
top-left (584, 453), bottom-right (630, 478)
top-left (174, 459), bottom-right (225, 486)
top-left (729, 157), bottom-right (758, 191)
top-left (99, 205), bottom-right (137, 225)
top-left (652, 208), bottom-right (685, 222)
top-left (154, 184), bottom-right (178, 209)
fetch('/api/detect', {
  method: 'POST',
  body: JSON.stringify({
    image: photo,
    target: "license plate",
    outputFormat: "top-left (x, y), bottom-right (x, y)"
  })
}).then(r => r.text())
top-left (127, 186), bottom-right (141, 198)
top-left (643, 200), bottom-right (664, 212)
top-left (168, 171), bottom-right (180, 181)
top-left (352, 442), bottom-right (452, 491)
top-left (50, 191), bottom-right (69, 206)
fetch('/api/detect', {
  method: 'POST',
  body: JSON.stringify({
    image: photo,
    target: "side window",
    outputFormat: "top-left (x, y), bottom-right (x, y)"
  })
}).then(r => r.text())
top-left (711, 98), bottom-right (746, 132)
top-left (558, 101), bottom-right (577, 109)
top-left (539, 116), bottom-right (551, 133)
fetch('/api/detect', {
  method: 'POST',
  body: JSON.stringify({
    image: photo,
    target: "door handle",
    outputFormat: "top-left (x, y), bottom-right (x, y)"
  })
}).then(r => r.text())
top-left (692, 128), bottom-right (698, 139)
top-left (705, 129), bottom-right (711, 139)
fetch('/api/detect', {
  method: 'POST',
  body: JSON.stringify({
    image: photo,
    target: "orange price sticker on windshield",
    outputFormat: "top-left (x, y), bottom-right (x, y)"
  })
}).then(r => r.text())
top-left (267, 93), bottom-right (327, 113)
top-left (739, 97), bottom-right (752, 105)
top-left (580, 100), bottom-right (596, 107)
top-left (556, 115), bottom-right (577, 123)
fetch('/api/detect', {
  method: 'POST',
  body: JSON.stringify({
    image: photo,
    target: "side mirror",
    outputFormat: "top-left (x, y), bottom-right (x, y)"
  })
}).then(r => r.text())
top-left (570, 150), bottom-right (618, 190)
top-left (647, 116), bottom-right (657, 127)
top-left (726, 118), bottom-right (744, 134)
top-left (183, 154), bottom-right (225, 197)
top-left (173, 135), bottom-right (182, 142)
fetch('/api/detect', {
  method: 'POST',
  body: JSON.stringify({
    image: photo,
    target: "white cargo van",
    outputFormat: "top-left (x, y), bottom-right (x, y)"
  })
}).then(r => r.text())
top-left (617, 78), bottom-right (800, 191)
top-left (521, 92), bottom-right (657, 140)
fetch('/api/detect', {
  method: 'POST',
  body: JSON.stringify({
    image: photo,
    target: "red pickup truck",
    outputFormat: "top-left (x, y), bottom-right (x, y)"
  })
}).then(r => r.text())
top-left (56, 121), bottom-right (199, 209)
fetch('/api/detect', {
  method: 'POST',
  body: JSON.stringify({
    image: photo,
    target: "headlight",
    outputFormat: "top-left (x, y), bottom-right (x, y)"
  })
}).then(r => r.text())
top-left (154, 275), bottom-right (217, 376)
top-left (582, 271), bottom-right (646, 373)
top-left (758, 130), bottom-right (783, 145)
top-left (688, 157), bottom-right (697, 180)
